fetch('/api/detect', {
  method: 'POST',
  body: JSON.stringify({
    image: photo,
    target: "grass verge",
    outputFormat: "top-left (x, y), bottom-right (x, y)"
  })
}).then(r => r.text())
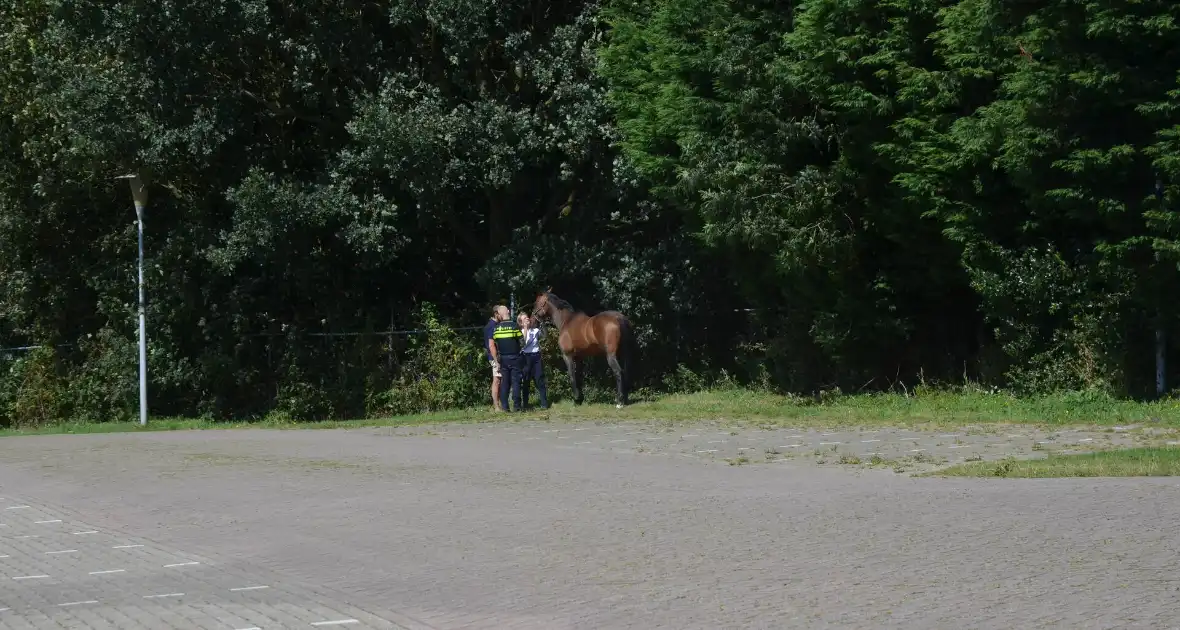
top-left (928, 446), bottom-right (1180, 478)
top-left (3, 386), bottom-right (1180, 438)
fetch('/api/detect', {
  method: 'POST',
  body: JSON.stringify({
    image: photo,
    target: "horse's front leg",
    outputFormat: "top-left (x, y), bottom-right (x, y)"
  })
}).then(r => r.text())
top-left (573, 357), bottom-right (586, 405)
top-left (562, 352), bottom-right (583, 405)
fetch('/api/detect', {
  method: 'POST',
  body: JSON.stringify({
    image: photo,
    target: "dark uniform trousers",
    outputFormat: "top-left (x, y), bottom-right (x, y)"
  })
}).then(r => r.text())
top-left (522, 351), bottom-right (548, 409)
top-left (498, 352), bottom-right (524, 412)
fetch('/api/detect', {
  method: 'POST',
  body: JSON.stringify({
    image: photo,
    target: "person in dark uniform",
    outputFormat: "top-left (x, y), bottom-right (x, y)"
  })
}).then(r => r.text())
top-left (489, 305), bottom-right (525, 412)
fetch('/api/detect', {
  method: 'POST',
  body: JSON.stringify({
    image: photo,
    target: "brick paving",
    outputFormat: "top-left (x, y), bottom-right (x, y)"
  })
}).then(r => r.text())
top-left (1, 419), bottom-right (1179, 629)
top-left (426, 417), bottom-right (1180, 472)
top-left (0, 494), bottom-right (412, 629)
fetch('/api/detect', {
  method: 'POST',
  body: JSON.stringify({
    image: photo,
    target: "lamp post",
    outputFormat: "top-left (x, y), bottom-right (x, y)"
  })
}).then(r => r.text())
top-left (116, 174), bottom-right (149, 426)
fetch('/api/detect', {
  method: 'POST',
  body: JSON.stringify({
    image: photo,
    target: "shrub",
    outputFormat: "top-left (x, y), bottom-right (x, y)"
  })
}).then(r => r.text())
top-left (369, 303), bottom-right (486, 415)
top-left (66, 328), bottom-right (138, 424)
top-left (0, 346), bottom-right (69, 428)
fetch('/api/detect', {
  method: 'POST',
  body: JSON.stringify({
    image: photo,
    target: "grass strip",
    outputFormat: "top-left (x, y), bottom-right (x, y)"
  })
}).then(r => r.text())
top-left (4, 388), bottom-right (1180, 438)
top-left (930, 447), bottom-right (1180, 478)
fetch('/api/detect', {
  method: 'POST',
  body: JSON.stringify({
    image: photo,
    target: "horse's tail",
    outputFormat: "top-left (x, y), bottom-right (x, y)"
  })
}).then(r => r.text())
top-left (619, 315), bottom-right (638, 394)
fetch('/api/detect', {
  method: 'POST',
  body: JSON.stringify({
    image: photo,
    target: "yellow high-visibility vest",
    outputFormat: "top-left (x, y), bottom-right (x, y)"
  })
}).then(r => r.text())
top-left (492, 321), bottom-right (523, 355)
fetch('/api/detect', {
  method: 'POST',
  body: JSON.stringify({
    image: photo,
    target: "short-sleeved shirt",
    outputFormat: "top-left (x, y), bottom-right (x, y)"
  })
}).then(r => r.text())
top-left (491, 320), bottom-right (524, 356)
top-left (522, 326), bottom-right (543, 354)
top-left (483, 318), bottom-right (497, 361)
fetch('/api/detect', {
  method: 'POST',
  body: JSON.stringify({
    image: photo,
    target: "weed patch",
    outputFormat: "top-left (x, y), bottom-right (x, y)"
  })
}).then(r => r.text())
top-left (928, 447), bottom-right (1180, 478)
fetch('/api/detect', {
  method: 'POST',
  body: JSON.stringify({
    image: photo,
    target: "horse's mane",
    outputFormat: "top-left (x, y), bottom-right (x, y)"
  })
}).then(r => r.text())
top-left (545, 292), bottom-right (575, 313)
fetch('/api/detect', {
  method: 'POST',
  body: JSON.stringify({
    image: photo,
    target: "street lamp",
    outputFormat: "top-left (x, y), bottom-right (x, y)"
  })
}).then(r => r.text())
top-left (116, 173), bottom-right (149, 426)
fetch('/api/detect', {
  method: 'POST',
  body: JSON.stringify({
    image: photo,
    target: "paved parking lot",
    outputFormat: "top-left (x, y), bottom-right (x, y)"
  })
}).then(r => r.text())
top-left (1, 418), bottom-right (1179, 629)
top-left (424, 418), bottom-right (1179, 471)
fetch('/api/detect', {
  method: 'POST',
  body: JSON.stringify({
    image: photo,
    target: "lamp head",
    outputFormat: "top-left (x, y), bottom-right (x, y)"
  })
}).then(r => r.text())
top-left (116, 173), bottom-right (149, 208)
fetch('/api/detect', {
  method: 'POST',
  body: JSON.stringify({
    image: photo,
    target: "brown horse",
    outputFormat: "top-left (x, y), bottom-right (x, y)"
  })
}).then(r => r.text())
top-left (532, 289), bottom-right (635, 408)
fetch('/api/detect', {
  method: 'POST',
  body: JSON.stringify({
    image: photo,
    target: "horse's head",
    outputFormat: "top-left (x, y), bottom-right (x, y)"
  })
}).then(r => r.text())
top-left (532, 287), bottom-right (553, 321)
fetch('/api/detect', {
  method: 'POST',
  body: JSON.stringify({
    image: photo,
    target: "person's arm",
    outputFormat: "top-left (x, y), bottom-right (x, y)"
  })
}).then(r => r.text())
top-left (488, 336), bottom-right (498, 363)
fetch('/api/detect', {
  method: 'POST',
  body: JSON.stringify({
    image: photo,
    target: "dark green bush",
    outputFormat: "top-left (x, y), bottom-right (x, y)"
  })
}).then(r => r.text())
top-left (368, 304), bottom-right (488, 416)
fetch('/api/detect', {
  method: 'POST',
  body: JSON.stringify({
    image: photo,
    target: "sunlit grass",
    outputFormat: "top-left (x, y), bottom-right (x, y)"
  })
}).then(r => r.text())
top-left (3, 386), bottom-right (1180, 438)
top-left (930, 447), bottom-right (1180, 478)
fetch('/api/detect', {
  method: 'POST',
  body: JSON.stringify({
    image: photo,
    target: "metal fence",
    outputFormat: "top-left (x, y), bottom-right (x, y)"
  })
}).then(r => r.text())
top-left (0, 325), bottom-right (490, 354)
top-left (0, 308), bottom-right (774, 391)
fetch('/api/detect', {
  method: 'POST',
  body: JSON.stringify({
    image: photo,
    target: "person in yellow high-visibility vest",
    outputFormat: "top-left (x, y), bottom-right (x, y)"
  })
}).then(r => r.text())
top-left (488, 305), bottom-right (525, 412)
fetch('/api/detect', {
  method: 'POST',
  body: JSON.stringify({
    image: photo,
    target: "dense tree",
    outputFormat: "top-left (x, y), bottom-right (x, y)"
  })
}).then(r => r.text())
top-left (597, 0), bottom-right (979, 389)
top-left (598, 0), bottom-right (1180, 395)
top-left (893, 0), bottom-right (1180, 394)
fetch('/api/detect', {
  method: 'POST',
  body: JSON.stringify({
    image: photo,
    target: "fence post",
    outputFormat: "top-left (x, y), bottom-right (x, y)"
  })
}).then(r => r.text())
top-left (387, 310), bottom-right (395, 373)
top-left (1156, 175), bottom-right (1168, 398)
top-left (1157, 324), bottom-right (1166, 397)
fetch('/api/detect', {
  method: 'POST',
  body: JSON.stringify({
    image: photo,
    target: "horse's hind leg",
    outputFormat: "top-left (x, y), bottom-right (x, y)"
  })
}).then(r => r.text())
top-left (607, 353), bottom-right (625, 408)
top-left (563, 353), bottom-right (583, 405)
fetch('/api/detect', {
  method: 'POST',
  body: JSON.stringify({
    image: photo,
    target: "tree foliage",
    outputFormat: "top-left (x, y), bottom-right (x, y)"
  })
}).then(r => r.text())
top-left (2, 0), bottom-right (1179, 425)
